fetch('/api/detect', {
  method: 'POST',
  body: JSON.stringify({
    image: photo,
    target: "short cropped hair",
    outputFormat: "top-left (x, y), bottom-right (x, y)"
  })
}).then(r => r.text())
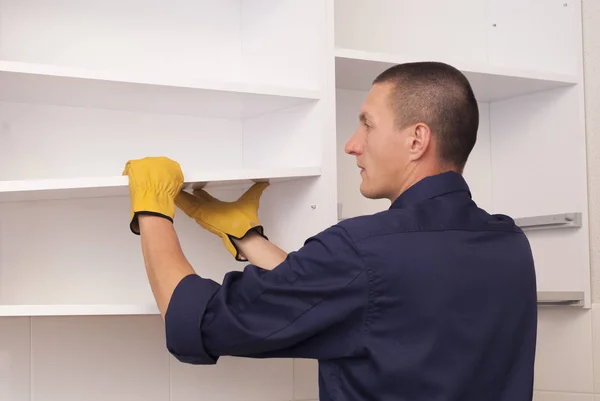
top-left (373, 62), bottom-right (479, 172)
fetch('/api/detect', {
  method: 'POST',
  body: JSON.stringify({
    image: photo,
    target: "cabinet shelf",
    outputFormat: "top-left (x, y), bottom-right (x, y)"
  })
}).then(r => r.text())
top-left (335, 48), bottom-right (577, 102)
top-left (0, 304), bottom-right (159, 317)
top-left (0, 167), bottom-right (321, 202)
top-left (0, 61), bottom-right (321, 119)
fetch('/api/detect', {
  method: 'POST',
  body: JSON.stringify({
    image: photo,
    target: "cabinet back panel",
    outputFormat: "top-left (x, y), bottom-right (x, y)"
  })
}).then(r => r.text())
top-left (334, 0), bottom-right (488, 66)
top-left (334, 0), bottom-right (579, 77)
top-left (0, 178), bottom-right (321, 305)
top-left (0, 101), bottom-right (241, 181)
top-left (490, 85), bottom-right (589, 295)
top-left (490, 87), bottom-right (587, 217)
top-left (0, 316), bottom-right (30, 401)
top-left (0, 0), bottom-right (240, 79)
top-left (242, 102), bottom-right (322, 171)
top-left (240, 0), bottom-right (325, 90)
top-left (487, 0), bottom-right (579, 76)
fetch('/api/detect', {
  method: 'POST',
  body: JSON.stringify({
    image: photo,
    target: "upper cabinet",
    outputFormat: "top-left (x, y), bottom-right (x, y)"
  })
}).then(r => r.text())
top-left (487, 0), bottom-right (579, 77)
top-left (334, 0), bottom-right (489, 66)
top-left (0, 0), bottom-right (334, 318)
top-left (334, 0), bottom-right (590, 308)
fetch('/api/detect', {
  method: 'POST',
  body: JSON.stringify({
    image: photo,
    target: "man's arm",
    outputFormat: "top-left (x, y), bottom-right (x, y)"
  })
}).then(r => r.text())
top-left (123, 157), bottom-right (368, 364)
top-left (164, 223), bottom-right (370, 364)
top-left (138, 215), bottom-right (196, 317)
top-left (137, 214), bottom-right (288, 318)
top-left (232, 230), bottom-right (288, 270)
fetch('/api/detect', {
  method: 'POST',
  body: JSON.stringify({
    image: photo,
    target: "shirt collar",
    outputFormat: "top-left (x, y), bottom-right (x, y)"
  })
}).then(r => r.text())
top-left (390, 171), bottom-right (472, 209)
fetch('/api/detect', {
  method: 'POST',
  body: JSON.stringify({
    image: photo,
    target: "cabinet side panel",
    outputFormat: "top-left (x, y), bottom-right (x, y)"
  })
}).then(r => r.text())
top-left (241, 0), bottom-right (325, 89)
top-left (0, 317), bottom-right (30, 401)
top-left (31, 315), bottom-right (169, 401)
top-left (334, 0), bottom-right (488, 66)
top-left (0, 0), bottom-right (242, 80)
top-left (490, 86), bottom-right (590, 301)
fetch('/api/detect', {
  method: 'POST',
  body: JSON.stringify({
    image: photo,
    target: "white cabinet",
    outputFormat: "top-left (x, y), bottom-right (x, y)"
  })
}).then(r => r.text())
top-left (335, 0), bottom-right (590, 309)
top-left (0, 1), bottom-right (331, 400)
top-left (0, 0), bottom-right (590, 400)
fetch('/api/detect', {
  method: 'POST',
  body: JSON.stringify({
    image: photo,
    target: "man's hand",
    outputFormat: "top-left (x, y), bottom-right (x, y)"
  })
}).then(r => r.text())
top-left (122, 156), bottom-right (184, 234)
top-left (122, 156), bottom-right (195, 318)
top-left (175, 182), bottom-right (270, 261)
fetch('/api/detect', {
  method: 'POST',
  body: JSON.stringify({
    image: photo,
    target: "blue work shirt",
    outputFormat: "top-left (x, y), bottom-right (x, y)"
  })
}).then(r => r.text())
top-left (165, 171), bottom-right (537, 400)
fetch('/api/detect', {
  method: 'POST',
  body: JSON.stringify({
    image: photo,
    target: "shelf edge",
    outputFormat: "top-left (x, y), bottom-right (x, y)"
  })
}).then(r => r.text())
top-left (0, 304), bottom-right (160, 317)
top-left (334, 47), bottom-right (578, 85)
top-left (0, 60), bottom-right (322, 101)
top-left (0, 167), bottom-right (322, 202)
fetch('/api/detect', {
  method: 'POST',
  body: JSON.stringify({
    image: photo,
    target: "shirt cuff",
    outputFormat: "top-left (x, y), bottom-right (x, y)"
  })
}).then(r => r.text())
top-left (164, 273), bottom-right (221, 365)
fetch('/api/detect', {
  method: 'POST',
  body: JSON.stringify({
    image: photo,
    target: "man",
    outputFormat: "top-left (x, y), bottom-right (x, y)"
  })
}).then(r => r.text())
top-left (123, 61), bottom-right (537, 400)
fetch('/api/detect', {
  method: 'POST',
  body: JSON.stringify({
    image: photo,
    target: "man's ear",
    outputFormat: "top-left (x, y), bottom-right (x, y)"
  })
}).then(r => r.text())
top-left (408, 122), bottom-right (432, 161)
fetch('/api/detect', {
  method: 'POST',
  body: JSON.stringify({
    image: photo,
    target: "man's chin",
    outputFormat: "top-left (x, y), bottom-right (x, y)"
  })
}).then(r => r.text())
top-left (359, 185), bottom-right (378, 200)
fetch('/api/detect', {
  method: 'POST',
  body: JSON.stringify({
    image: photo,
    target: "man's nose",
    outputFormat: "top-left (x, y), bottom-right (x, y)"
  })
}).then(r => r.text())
top-left (345, 131), bottom-right (363, 155)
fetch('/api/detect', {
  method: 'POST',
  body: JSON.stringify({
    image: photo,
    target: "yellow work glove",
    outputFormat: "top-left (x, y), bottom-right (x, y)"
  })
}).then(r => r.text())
top-left (175, 182), bottom-right (269, 261)
top-left (122, 156), bottom-right (184, 235)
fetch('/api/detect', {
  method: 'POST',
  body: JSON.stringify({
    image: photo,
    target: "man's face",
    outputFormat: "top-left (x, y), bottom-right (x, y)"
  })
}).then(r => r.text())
top-left (344, 82), bottom-right (411, 201)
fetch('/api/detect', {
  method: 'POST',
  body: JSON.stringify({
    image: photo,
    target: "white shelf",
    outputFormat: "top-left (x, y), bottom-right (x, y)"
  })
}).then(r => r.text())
top-left (334, 48), bottom-right (578, 102)
top-left (0, 61), bottom-right (321, 119)
top-left (0, 304), bottom-right (159, 317)
top-left (0, 167), bottom-right (321, 203)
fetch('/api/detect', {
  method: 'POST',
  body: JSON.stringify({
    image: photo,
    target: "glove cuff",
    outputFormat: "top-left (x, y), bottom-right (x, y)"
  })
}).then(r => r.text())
top-left (129, 191), bottom-right (177, 235)
top-left (225, 226), bottom-right (268, 262)
top-left (130, 211), bottom-right (174, 235)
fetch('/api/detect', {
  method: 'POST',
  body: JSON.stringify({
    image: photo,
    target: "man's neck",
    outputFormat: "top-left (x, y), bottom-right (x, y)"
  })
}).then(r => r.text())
top-left (390, 163), bottom-right (457, 201)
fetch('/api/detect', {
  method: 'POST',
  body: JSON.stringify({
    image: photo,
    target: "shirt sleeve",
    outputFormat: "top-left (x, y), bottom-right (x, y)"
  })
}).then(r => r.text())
top-left (164, 224), bottom-right (369, 365)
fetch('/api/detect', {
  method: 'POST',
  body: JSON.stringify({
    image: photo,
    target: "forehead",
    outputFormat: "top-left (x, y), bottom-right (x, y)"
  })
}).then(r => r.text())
top-left (360, 82), bottom-right (394, 119)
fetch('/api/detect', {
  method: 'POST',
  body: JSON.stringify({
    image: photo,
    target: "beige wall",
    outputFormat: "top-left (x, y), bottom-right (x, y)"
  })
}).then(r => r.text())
top-left (533, 1), bottom-right (600, 400)
top-left (585, 0), bottom-right (600, 303)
